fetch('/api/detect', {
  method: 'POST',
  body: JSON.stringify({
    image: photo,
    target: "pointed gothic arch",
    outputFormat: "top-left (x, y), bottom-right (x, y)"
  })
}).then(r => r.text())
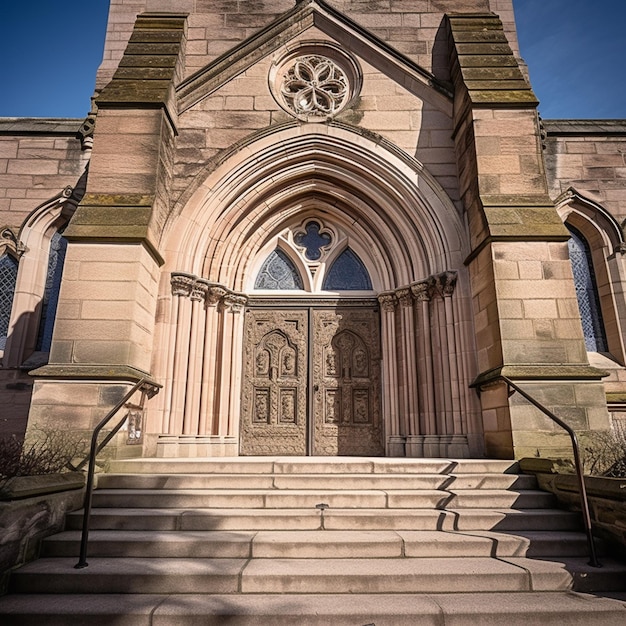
top-left (557, 188), bottom-right (626, 364)
top-left (150, 124), bottom-right (481, 458)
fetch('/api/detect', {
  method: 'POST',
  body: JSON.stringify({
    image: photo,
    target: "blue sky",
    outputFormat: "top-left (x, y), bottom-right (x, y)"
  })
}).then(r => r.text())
top-left (0, 1), bottom-right (624, 120)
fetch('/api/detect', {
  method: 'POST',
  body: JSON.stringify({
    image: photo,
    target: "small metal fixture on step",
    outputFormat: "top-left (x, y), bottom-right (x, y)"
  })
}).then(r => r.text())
top-left (316, 502), bottom-right (329, 530)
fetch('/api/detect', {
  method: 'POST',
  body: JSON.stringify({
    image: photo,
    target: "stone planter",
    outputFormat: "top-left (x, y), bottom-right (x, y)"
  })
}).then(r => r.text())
top-left (0, 473), bottom-right (85, 594)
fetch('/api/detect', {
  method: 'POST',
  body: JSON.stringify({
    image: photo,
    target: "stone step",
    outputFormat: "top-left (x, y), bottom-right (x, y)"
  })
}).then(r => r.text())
top-left (65, 507), bottom-right (581, 532)
top-left (446, 488), bottom-right (555, 509)
top-left (96, 471), bottom-right (538, 491)
top-left (90, 488), bottom-right (449, 509)
top-left (90, 487), bottom-right (552, 510)
top-left (9, 556), bottom-right (584, 594)
top-left (106, 457), bottom-right (519, 476)
top-left (1, 592), bottom-right (625, 626)
top-left (41, 529), bottom-right (595, 559)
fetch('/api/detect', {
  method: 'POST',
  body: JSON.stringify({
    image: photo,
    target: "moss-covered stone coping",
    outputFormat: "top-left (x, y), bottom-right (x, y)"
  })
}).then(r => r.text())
top-left (447, 13), bottom-right (538, 108)
top-left (63, 194), bottom-right (165, 265)
top-left (0, 473), bottom-right (85, 501)
top-left (471, 364), bottom-right (609, 389)
top-left (96, 13), bottom-right (187, 108)
top-left (29, 365), bottom-right (160, 388)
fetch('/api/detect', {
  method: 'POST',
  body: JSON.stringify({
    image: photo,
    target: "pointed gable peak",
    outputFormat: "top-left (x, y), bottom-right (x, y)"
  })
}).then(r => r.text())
top-left (177, 0), bottom-right (452, 114)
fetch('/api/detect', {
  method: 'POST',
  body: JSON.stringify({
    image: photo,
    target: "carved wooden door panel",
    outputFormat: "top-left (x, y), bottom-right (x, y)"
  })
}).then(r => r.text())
top-left (312, 308), bottom-right (383, 456)
top-left (240, 309), bottom-right (308, 455)
top-left (240, 306), bottom-right (382, 456)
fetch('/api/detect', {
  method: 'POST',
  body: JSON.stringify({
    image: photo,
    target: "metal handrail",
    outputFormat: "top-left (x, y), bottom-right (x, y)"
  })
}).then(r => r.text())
top-left (74, 378), bottom-right (160, 569)
top-left (500, 375), bottom-right (600, 567)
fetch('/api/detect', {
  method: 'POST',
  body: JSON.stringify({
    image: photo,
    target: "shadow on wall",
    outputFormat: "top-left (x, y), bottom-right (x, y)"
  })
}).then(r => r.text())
top-left (1, 309), bottom-right (47, 442)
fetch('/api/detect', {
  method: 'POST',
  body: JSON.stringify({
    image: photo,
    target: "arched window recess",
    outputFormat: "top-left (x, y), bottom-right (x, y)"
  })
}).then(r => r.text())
top-left (251, 217), bottom-right (375, 294)
top-left (2, 176), bottom-right (85, 368)
top-left (557, 189), bottom-right (626, 363)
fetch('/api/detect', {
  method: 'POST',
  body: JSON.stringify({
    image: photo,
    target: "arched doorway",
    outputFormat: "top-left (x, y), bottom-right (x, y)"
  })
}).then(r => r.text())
top-left (152, 125), bottom-right (481, 458)
top-left (240, 218), bottom-right (383, 456)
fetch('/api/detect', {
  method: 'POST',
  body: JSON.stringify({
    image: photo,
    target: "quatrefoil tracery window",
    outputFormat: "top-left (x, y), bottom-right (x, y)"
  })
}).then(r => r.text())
top-left (253, 220), bottom-right (373, 292)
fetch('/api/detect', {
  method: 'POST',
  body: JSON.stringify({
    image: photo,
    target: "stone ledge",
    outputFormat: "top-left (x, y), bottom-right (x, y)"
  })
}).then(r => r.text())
top-left (28, 365), bottom-right (158, 386)
top-left (471, 364), bottom-right (609, 388)
top-left (0, 473), bottom-right (85, 501)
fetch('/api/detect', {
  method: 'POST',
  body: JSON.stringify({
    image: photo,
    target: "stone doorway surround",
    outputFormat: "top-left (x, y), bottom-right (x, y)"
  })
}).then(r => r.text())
top-left (149, 125), bottom-right (480, 459)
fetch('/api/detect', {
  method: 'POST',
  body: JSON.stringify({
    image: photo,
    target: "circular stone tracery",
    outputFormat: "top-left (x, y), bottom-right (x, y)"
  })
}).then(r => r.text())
top-left (280, 55), bottom-right (349, 117)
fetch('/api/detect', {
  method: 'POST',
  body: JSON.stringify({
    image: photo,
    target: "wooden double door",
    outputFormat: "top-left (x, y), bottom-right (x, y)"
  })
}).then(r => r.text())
top-left (240, 306), bottom-right (383, 456)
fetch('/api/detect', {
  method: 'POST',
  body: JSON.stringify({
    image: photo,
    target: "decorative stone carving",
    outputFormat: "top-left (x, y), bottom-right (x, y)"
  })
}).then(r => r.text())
top-left (223, 293), bottom-right (248, 313)
top-left (170, 273), bottom-right (195, 297)
top-left (378, 292), bottom-right (397, 312)
top-left (241, 307), bottom-right (383, 456)
top-left (396, 287), bottom-right (413, 307)
top-left (438, 271), bottom-right (457, 298)
top-left (280, 55), bottom-right (349, 117)
top-left (190, 278), bottom-right (209, 302)
top-left (207, 284), bottom-right (228, 306)
top-left (410, 279), bottom-right (432, 302)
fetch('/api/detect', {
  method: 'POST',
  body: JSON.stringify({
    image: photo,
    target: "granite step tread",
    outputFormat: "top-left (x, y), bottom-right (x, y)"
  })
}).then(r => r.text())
top-left (42, 528), bottom-right (595, 559)
top-left (1, 592), bottom-right (624, 626)
top-left (9, 556), bottom-right (582, 594)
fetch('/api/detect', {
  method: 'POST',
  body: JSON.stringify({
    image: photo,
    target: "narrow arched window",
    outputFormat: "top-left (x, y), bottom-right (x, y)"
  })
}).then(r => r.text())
top-left (254, 248), bottom-right (303, 290)
top-left (0, 253), bottom-right (19, 351)
top-left (567, 225), bottom-right (607, 352)
top-left (36, 230), bottom-right (68, 352)
top-left (323, 248), bottom-right (372, 291)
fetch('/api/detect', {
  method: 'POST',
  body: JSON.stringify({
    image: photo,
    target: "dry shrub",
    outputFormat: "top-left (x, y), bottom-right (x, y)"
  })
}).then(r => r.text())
top-left (581, 421), bottom-right (626, 478)
top-left (0, 427), bottom-right (87, 481)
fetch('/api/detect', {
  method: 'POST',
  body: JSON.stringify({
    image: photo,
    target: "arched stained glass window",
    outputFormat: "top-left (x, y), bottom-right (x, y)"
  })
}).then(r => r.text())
top-left (323, 248), bottom-right (372, 291)
top-left (0, 253), bottom-right (19, 350)
top-left (567, 225), bottom-right (607, 352)
top-left (255, 248), bottom-right (304, 290)
top-left (37, 230), bottom-right (68, 352)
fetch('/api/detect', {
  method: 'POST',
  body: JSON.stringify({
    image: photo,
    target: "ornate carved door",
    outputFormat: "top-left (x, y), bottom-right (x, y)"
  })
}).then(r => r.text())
top-left (312, 308), bottom-right (383, 455)
top-left (240, 306), bottom-right (383, 456)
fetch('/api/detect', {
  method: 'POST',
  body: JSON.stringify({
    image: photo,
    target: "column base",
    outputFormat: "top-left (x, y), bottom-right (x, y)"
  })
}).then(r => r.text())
top-left (386, 435), bottom-right (406, 457)
top-left (156, 435), bottom-right (238, 457)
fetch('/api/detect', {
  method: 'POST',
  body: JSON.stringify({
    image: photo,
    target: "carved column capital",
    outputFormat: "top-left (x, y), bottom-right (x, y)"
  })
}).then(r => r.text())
top-left (223, 292), bottom-right (248, 313)
top-left (410, 279), bottom-right (433, 302)
top-left (378, 291), bottom-right (397, 312)
top-left (190, 278), bottom-right (210, 302)
top-left (436, 271), bottom-right (457, 298)
top-left (396, 287), bottom-right (413, 308)
top-left (171, 272), bottom-right (196, 297)
top-left (206, 284), bottom-right (228, 306)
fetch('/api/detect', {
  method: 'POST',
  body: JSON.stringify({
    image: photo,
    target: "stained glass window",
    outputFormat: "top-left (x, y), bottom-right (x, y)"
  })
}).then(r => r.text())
top-left (0, 253), bottom-right (18, 350)
top-left (323, 248), bottom-right (372, 291)
top-left (37, 230), bottom-right (68, 351)
top-left (255, 248), bottom-right (304, 290)
top-left (294, 221), bottom-right (332, 261)
top-left (567, 225), bottom-right (607, 352)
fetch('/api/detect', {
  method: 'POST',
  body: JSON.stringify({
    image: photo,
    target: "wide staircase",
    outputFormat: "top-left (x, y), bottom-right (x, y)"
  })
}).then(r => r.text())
top-left (1, 456), bottom-right (625, 624)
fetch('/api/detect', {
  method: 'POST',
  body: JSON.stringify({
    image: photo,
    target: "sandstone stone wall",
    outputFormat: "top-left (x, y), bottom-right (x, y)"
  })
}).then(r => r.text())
top-left (96, 0), bottom-right (519, 92)
top-left (0, 120), bottom-right (88, 232)
top-left (544, 120), bottom-right (626, 221)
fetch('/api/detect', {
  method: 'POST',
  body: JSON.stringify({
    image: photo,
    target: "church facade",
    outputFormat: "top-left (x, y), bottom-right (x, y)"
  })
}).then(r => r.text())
top-left (1, 0), bottom-right (625, 461)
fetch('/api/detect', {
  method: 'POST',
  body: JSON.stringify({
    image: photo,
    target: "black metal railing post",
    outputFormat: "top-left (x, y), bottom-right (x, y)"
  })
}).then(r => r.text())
top-left (74, 378), bottom-right (159, 569)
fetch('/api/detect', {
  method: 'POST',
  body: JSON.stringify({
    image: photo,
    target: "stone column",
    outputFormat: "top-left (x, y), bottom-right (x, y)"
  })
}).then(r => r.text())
top-left (198, 285), bottom-right (228, 435)
top-left (379, 292), bottom-right (403, 456)
top-left (168, 273), bottom-right (194, 436)
top-left (397, 287), bottom-right (422, 457)
top-left (412, 279), bottom-right (438, 457)
top-left (182, 279), bottom-right (209, 435)
top-left (440, 271), bottom-right (468, 458)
